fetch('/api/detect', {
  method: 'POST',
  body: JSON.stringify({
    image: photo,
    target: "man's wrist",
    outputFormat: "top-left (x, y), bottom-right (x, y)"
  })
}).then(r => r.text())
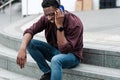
top-left (57, 27), bottom-right (64, 32)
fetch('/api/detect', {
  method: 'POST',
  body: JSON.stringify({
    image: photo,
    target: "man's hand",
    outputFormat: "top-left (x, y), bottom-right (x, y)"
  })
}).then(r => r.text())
top-left (55, 9), bottom-right (65, 27)
top-left (16, 48), bottom-right (27, 69)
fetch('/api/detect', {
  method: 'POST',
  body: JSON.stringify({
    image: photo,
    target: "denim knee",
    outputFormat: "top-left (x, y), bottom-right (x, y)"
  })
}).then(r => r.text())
top-left (51, 55), bottom-right (62, 67)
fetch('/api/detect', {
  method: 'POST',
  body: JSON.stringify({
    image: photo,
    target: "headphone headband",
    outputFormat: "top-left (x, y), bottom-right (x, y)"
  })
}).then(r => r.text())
top-left (56, 0), bottom-right (60, 5)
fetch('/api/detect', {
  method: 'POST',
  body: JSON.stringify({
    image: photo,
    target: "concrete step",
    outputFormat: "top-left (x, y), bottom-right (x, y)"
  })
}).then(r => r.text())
top-left (1, 44), bottom-right (120, 80)
top-left (0, 13), bottom-right (40, 51)
top-left (0, 68), bottom-right (37, 80)
top-left (0, 44), bottom-right (41, 78)
top-left (83, 43), bottom-right (120, 69)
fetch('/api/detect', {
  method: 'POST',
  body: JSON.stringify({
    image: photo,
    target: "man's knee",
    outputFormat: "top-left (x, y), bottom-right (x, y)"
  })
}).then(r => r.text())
top-left (51, 55), bottom-right (62, 65)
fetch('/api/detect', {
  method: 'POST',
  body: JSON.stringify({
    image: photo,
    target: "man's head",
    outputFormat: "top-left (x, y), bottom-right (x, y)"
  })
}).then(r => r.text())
top-left (42, 0), bottom-right (60, 8)
top-left (41, 0), bottom-right (60, 23)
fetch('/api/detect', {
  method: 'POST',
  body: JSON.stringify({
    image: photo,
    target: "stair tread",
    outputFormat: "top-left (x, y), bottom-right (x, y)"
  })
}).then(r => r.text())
top-left (0, 44), bottom-right (34, 63)
top-left (0, 68), bottom-right (37, 80)
top-left (72, 64), bottom-right (120, 77)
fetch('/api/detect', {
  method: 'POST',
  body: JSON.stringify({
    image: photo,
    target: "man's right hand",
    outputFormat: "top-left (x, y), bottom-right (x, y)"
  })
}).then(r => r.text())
top-left (16, 48), bottom-right (27, 69)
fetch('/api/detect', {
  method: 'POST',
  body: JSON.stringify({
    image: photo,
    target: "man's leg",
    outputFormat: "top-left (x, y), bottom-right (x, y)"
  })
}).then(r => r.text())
top-left (51, 53), bottom-right (80, 80)
top-left (27, 39), bottom-right (60, 74)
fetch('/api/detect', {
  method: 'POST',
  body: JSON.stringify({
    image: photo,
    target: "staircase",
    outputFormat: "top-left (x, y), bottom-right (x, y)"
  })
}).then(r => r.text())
top-left (0, 6), bottom-right (120, 80)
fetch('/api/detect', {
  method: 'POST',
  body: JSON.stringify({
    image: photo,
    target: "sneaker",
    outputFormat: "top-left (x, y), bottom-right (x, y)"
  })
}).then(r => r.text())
top-left (40, 73), bottom-right (50, 80)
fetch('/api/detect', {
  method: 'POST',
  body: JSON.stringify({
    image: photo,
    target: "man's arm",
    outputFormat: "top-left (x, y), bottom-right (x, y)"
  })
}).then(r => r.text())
top-left (57, 29), bottom-right (67, 46)
top-left (16, 33), bottom-right (32, 69)
top-left (55, 9), bottom-right (67, 46)
top-left (55, 9), bottom-right (83, 54)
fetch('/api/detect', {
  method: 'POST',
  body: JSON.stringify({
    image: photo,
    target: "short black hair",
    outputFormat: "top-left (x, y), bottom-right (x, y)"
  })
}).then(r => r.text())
top-left (42, 0), bottom-right (60, 8)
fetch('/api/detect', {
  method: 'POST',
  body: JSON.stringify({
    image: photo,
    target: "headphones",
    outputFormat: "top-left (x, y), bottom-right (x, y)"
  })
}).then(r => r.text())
top-left (56, 0), bottom-right (64, 12)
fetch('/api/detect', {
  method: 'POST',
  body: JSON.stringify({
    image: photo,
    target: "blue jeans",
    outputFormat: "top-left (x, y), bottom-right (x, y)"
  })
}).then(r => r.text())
top-left (27, 39), bottom-right (80, 80)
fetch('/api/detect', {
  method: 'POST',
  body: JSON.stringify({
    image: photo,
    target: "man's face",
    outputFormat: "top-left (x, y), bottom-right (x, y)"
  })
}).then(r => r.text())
top-left (43, 6), bottom-right (57, 23)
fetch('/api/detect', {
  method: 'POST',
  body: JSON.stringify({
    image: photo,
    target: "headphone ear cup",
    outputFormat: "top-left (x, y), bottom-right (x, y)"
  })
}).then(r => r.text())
top-left (56, 0), bottom-right (64, 12)
top-left (59, 5), bottom-right (64, 12)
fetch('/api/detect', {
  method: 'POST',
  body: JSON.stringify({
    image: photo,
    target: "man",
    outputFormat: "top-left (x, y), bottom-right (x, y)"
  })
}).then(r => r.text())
top-left (16, 0), bottom-right (83, 80)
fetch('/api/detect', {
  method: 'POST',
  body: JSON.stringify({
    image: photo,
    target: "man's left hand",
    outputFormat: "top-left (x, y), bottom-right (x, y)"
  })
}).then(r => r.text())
top-left (55, 9), bottom-right (65, 27)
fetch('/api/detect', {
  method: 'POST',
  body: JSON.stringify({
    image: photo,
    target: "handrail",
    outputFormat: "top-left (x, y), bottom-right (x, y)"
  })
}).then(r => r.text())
top-left (0, 0), bottom-right (14, 9)
top-left (0, 0), bottom-right (14, 23)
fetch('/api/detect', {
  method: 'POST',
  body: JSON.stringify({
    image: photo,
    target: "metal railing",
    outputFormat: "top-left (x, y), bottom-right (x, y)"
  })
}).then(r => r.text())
top-left (0, 0), bottom-right (14, 22)
top-left (0, 0), bottom-right (14, 9)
